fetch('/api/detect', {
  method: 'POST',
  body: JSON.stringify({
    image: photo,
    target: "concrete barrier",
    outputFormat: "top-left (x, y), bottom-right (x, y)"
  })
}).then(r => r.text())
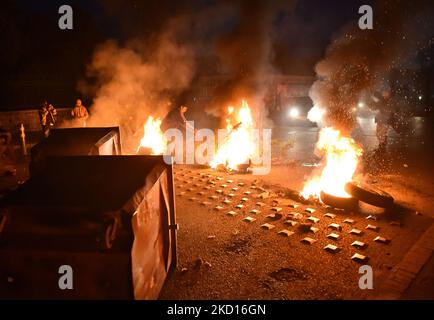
top-left (0, 108), bottom-right (71, 132)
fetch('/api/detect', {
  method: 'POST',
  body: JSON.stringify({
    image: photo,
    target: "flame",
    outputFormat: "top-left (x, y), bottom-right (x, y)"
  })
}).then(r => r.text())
top-left (301, 127), bottom-right (362, 199)
top-left (210, 100), bottom-right (255, 171)
top-left (138, 116), bottom-right (166, 155)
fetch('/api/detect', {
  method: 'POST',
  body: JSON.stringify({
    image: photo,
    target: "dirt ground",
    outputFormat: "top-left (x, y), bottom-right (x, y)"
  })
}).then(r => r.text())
top-left (159, 119), bottom-right (434, 300)
top-left (159, 163), bottom-right (434, 300)
top-left (1, 120), bottom-right (433, 300)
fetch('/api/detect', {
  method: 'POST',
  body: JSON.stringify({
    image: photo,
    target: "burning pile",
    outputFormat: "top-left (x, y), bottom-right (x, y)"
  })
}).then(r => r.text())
top-left (301, 127), bottom-right (363, 200)
top-left (137, 116), bottom-right (167, 155)
top-left (210, 100), bottom-right (255, 172)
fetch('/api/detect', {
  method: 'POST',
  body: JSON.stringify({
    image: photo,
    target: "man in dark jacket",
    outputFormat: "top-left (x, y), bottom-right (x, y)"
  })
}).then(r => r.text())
top-left (161, 104), bottom-right (191, 133)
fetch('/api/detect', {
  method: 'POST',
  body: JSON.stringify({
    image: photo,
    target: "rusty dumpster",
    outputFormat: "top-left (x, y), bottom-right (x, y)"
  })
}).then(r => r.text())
top-left (0, 155), bottom-right (177, 299)
top-left (30, 127), bottom-right (122, 176)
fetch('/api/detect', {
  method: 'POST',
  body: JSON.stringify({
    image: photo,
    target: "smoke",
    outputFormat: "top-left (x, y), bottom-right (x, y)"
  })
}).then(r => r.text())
top-left (206, 0), bottom-right (294, 127)
top-left (76, 15), bottom-right (196, 152)
top-left (310, 0), bottom-right (434, 133)
top-left (77, 0), bottom-right (295, 149)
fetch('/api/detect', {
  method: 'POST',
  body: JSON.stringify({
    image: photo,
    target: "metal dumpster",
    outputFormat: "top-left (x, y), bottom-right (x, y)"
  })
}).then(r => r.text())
top-left (0, 155), bottom-right (177, 299)
top-left (30, 127), bottom-right (122, 176)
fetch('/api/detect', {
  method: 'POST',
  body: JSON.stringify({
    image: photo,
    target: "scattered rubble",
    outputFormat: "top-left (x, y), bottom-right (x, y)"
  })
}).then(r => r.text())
top-left (366, 224), bottom-right (380, 232)
top-left (351, 253), bottom-right (369, 263)
top-left (261, 223), bottom-right (276, 230)
top-left (266, 213), bottom-right (283, 221)
top-left (278, 229), bottom-right (295, 237)
top-left (351, 241), bottom-right (367, 249)
top-left (374, 236), bottom-right (391, 244)
top-left (324, 213), bottom-right (336, 219)
top-left (324, 244), bottom-right (340, 253)
top-left (328, 223), bottom-right (342, 231)
top-left (309, 226), bottom-right (320, 234)
top-left (301, 237), bottom-right (317, 245)
top-left (349, 228), bottom-right (363, 236)
top-left (307, 216), bottom-right (320, 223)
top-left (298, 222), bottom-right (313, 233)
top-left (242, 216), bottom-right (256, 223)
top-left (284, 220), bottom-right (299, 227)
top-left (327, 233), bottom-right (340, 240)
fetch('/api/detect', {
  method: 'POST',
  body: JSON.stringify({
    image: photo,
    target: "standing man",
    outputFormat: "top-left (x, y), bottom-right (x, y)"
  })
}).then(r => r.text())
top-left (71, 99), bottom-right (89, 127)
top-left (39, 101), bottom-right (57, 137)
top-left (161, 103), bottom-right (195, 162)
top-left (160, 104), bottom-right (193, 133)
top-left (372, 90), bottom-right (393, 150)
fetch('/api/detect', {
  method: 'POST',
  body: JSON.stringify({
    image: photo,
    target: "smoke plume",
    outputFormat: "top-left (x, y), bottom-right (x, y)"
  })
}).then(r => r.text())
top-left (310, 0), bottom-right (434, 133)
top-left (77, 16), bottom-right (196, 152)
top-left (77, 0), bottom-right (295, 149)
top-left (206, 0), bottom-right (294, 126)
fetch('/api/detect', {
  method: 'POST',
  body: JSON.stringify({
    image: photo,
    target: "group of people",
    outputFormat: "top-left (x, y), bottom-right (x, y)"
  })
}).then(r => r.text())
top-left (37, 93), bottom-right (397, 149)
top-left (38, 96), bottom-right (191, 142)
top-left (39, 99), bottom-right (89, 137)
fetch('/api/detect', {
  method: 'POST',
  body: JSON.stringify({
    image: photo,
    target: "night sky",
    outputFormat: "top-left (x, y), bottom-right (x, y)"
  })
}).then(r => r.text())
top-left (0, 0), bottom-right (431, 109)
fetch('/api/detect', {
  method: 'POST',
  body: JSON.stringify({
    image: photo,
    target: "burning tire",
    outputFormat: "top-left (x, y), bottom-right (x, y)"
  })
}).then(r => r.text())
top-left (320, 191), bottom-right (358, 211)
top-left (345, 182), bottom-right (394, 208)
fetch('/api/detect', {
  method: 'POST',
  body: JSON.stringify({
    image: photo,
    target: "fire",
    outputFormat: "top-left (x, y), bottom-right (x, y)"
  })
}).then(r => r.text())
top-left (138, 116), bottom-right (166, 155)
top-left (210, 100), bottom-right (255, 171)
top-left (301, 127), bottom-right (362, 199)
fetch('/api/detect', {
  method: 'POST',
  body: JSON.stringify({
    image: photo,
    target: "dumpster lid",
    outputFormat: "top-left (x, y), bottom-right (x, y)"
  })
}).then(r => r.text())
top-left (31, 127), bottom-right (120, 156)
top-left (3, 155), bottom-right (168, 213)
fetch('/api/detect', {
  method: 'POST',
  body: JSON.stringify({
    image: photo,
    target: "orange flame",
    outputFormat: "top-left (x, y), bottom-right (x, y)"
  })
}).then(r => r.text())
top-left (210, 100), bottom-right (255, 171)
top-left (138, 116), bottom-right (166, 155)
top-left (301, 127), bottom-right (362, 199)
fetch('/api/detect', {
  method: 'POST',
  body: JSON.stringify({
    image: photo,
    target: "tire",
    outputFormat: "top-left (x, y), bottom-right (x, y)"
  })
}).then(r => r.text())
top-left (345, 182), bottom-right (394, 208)
top-left (320, 191), bottom-right (358, 211)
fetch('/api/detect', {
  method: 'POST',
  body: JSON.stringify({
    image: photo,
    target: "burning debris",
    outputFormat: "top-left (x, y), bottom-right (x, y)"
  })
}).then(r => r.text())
top-left (300, 1), bottom-right (434, 209)
top-left (210, 100), bottom-right (255, 173)
top-left (301, 127), bottom-right (363, 201)
top-left (137, 116), bottom-right (167, 155)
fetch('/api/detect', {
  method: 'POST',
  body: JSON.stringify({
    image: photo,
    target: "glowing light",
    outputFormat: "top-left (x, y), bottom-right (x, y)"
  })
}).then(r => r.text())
top-left (289, 107), bottom-right (300, 118)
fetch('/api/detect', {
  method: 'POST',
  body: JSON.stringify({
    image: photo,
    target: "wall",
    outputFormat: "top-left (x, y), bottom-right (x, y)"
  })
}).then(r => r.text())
top-left (0, 108), bottom-right (71, 132)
